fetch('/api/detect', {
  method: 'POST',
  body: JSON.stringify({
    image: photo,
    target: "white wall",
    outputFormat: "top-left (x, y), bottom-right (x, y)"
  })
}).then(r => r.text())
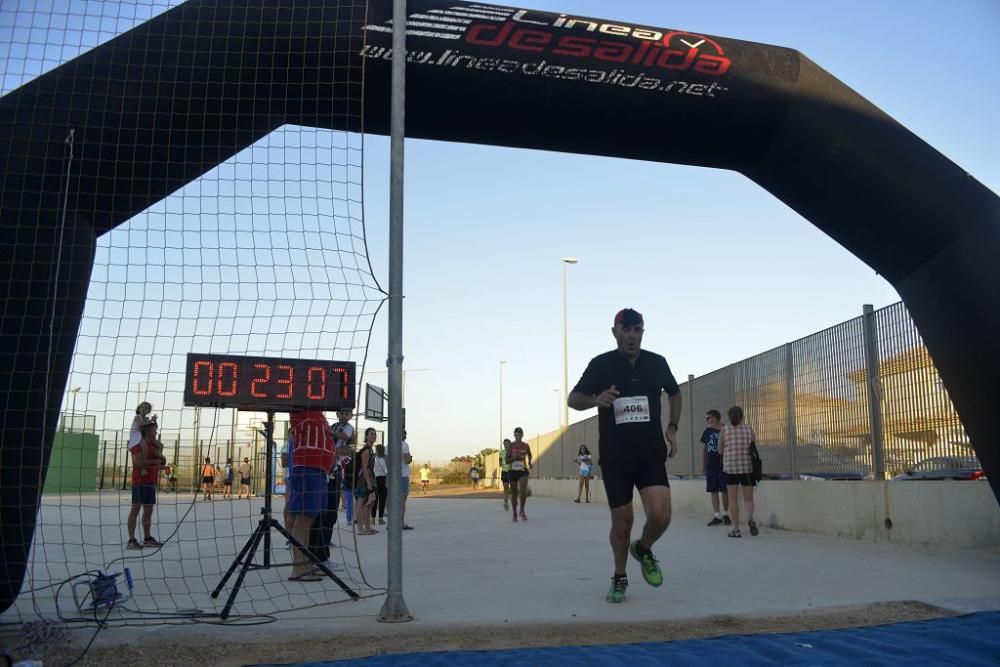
top-left (528, 479), bottom-right (1000, 549)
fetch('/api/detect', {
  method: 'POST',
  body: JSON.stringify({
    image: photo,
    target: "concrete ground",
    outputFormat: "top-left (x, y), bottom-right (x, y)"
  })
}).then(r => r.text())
top-left (3, 489), bottom-right (1000, 664)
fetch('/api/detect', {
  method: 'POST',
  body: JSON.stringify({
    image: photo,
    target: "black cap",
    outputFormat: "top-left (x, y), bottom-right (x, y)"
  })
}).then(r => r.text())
top-left (614, 308), bottom-right (644, 326)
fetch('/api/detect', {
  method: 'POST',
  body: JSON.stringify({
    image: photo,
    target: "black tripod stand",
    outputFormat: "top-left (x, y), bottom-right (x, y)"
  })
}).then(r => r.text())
top-left (211, 410), bottom-right (359, 618)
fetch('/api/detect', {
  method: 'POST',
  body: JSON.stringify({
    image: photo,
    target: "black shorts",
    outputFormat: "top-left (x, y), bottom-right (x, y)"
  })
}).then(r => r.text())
top-left (600, 458), bottom-right (669, 509)
top-left (500, 471), bottom-right (510, 483)
top-left (131, 484), bottom-right (156, 506)
top-left (240, 476), bottom-right (251, 485)
top-left (224, 478), bottom-right (233, 486)
top-left (202, 476), bottom-right (214, 484)
top-left (726, 473), bottom-right (756, 487)
top-left (507, 470), bottom-right (529, 486)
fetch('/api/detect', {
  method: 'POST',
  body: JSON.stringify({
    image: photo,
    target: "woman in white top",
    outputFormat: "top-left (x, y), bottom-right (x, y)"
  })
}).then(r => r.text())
top-left (128, 402), bottom-right (156, 449)
top-left (371, 444), bottom-right (388, 525)
top-left (574, 444), bottom-right (594, 503)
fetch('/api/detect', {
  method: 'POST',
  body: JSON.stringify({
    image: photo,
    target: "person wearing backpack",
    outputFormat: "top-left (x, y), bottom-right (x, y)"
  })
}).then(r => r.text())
top-left (718, 405), bottom-right (759, 538)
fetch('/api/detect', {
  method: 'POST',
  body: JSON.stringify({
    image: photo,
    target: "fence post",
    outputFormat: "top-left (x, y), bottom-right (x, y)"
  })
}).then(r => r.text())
top-left (99, 439), bottom-right (107, 490)
top-left (784, 344), bottom-right (797, 479)
top-left (687, 374), bottom-right (696, 478)
top-left (862, 304), bottom-right (886, 479)
top-left (112, 432), bottom-right (120, 489)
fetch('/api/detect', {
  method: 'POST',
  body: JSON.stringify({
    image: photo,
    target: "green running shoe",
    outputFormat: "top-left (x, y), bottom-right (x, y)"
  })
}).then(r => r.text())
top-left (629, 540), bottom-right (663, 587)
top-left (606, 575), bottom-right (628, 603)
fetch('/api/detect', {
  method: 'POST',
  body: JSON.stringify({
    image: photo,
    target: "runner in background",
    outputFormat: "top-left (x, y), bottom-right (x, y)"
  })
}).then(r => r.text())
top-left (507, 428), bottom-right (533, 522)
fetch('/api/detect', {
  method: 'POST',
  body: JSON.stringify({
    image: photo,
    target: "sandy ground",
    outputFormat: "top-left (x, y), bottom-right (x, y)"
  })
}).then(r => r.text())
top-left (12, 601), bottom-right (956, 666)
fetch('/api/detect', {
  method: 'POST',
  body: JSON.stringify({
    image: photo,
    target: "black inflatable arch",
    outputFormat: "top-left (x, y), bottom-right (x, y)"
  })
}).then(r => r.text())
top-left (2, 0), bottom-right (998, 611)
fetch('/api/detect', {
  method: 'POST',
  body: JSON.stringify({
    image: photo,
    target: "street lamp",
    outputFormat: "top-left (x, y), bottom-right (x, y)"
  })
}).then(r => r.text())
top-left (68, 386), bottom-right (81, 432)
top-left (562, 257), bottom-right (578, 429)
top-left (499, 361), bottom-right (507, 445)
top-left (553, 388), bottom-right (560, 430)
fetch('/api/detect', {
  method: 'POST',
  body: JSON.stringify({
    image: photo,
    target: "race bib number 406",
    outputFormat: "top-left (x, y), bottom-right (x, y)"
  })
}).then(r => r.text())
top-left (613, 396), bottom-right (650, 425)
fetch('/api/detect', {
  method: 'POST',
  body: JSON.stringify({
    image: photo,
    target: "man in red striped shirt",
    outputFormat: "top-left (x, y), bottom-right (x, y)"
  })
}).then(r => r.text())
top-left (286, 409), bottom-right (336, 581)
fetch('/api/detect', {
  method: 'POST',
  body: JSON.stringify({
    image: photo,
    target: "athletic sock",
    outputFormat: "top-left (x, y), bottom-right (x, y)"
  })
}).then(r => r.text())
top-left (714, 513), bottom-right (721, 519)
top-left (613, 572), bottom-right (627, 580)
top-left (634, 541), bottom-right (651, 558)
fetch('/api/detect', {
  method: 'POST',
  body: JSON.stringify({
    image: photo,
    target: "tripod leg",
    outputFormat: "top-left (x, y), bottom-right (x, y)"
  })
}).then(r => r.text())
top-left (212, 519), bottom-right (266, 598)
top-left (219, 524), bottom-right (266, 619)
top-left (272, 519), bottom-right (359, 600)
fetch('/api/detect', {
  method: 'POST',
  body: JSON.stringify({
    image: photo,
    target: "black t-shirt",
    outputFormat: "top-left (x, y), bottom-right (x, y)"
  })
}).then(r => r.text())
top-left (701, 427), bottom-right (722, 468)
top-left (573, 350), bottom-right (680, 465)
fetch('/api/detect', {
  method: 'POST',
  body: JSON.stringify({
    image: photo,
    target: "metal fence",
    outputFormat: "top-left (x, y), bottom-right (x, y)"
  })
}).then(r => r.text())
top-left (522, 301), bottom-right (975, 481)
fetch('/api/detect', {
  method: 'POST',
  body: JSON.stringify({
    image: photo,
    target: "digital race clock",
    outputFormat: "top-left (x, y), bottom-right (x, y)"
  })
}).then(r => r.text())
top-left (183, 353), bottom-right (356, 411)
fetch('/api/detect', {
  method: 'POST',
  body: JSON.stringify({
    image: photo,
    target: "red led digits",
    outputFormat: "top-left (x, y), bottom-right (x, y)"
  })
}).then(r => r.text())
top-left (306, 366), bottom-right (326, 400)
top-left (192, 360), bottom-right (214, 395)
top-left (275, 365), bottom-right (293, 399)
top-left (332, 366), bottom-right (350, 399)
top-left (218, 361), bottom-right (238, 397)
top-left (250, 363), bottom-right (271, 398)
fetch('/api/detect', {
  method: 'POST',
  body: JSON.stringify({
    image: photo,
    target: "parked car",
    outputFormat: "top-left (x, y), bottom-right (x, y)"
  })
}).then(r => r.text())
top-left (891, 456), bottom-right (985, 481)
top-left (754, 444), bottom-right (866, 481)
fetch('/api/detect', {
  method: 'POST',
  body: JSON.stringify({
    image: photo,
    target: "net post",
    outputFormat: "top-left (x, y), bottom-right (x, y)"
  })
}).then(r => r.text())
top-left (379, 0), bottom-right (412, 624)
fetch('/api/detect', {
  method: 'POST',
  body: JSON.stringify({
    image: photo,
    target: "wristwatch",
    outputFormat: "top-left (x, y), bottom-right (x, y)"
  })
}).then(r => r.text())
top-left (667, 423), bottom-right (679, 431)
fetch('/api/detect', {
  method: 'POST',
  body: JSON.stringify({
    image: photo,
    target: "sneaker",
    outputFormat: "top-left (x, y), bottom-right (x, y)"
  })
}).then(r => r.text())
top-left (143, 536), bottom-right (162, 547)
top-left (378, 518), bottom-right (386, 525)
top-left (519, 511), bottom-right (527, 521)
top-left (606, 575), bottom-right (628, 603)
top-left (748, 519), bottom-right (759, 536)
top-left (512, 514), bottom-right (518, 523)
top-left (629, 540), bottom-right (663, 587)
top-left (126, 538), bottom-right (143, 550)
top-left (707, 517), bottom-right (723, 526)
top-left (723, 515), bottom-right (732, 525)
top-left (402, 524), bottom-right (414, 530)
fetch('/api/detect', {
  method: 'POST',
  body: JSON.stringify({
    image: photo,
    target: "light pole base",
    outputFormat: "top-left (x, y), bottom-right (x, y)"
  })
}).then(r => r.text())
top-left (377, 593), bottom-right (413, 623)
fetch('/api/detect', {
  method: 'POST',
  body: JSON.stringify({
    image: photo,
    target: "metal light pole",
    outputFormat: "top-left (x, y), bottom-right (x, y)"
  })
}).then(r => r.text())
top-left (379, 0), bottom-right (411, 624)
top-left (561, 257), bottom-right (578, 429)
top-left (553, 388), bottom-right (560, 429)
top-left (499, 361), bottom-right (507, 444)
top-left (68, 387), bottom-right (80, 431)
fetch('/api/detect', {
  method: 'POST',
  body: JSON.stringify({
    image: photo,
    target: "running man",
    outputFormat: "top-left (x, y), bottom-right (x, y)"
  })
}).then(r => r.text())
top-left (506, 428), bottom-right (533, 522)
top-left (568, 308), bottom-right (682, 603)
top-left (499, 439), bottom-right (512, 511)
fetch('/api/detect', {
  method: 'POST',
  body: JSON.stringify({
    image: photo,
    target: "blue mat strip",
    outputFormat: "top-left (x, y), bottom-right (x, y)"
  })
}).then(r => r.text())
top-left (261, 610), bottom-right (1000, 666)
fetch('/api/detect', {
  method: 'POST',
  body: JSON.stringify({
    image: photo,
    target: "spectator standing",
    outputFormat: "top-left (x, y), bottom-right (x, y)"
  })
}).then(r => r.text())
top-left (574, 444), bottom-right (594, 503)
top-left (286, 409), bottom-right (336, 581)
top-left (499, 439), bottom-right (512, 510)
top-left (223, 458), bottom-right (235, 499)
top-left (200, 457), bottom-right (215, 500)
top-left (126, 422), bottom-right (166, 549)
top-left (702, 410), bottom-right (731, 526)
top-left (238, 457), bottom-right (253, 499)
top-left (354, 428), bottom-right (378, 535)
top-left (372, 444), bottom-right (388, 525)
top-left (470, 465), bottom-right (480, 489)
top-left (400, 430), bottom-right (414, 530)
top-left (128, 402), bottom-right (156, 450)
top-left (719, 405), bottom-right (758, 538)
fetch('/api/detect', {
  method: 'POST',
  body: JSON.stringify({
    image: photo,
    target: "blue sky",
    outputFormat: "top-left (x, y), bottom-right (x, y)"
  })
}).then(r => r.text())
top-left (2, 1), bottom-right (997, 460)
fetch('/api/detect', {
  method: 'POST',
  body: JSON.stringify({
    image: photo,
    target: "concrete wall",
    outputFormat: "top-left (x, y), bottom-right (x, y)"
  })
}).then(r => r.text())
top-left (528, 478), bottom-right (1000, 549)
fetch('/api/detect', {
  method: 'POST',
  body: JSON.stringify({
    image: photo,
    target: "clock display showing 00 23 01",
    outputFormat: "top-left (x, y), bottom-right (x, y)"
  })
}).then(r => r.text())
top-left (182, 353), bottom-right (356, 412)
